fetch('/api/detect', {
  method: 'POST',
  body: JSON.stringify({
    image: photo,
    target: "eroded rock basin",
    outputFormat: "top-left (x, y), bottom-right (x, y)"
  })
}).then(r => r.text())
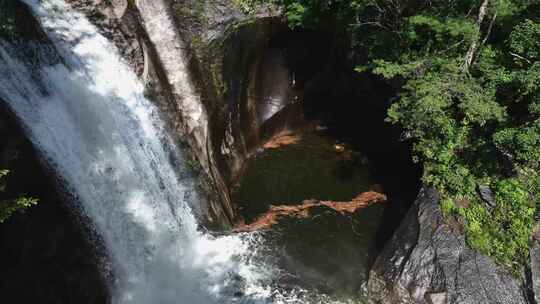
top-left (231, 131), bottom-right (392, 300)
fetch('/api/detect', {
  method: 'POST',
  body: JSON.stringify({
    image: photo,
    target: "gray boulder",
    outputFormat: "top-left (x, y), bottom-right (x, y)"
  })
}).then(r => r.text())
top-left (477, 184), bottom-right (496, 209)
top-left (530, 240), bottom-right (540, 303)
top-left (368, 187), bottom-right (528, 304)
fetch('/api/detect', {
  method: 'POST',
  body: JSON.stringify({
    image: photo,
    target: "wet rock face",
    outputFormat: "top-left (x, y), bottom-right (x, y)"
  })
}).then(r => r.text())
top-left (64, 0), bottom-right (144, 73)
top-left (253, 48), bottom-right (293, 123)
top-left (368, 187), bottom-right (527, 304)
top-left (0, 109), bottom-right (110, 304)
top-left (186, 14), bottom-right (293, 185)
top-left (169, 1), bottom-right (325, 187)
top-left (62, 0), bottom-right (235, 228)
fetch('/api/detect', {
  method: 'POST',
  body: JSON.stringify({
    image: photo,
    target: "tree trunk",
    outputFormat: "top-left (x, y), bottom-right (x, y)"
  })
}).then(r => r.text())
top-left (463, 0), bottom-right (490, 72)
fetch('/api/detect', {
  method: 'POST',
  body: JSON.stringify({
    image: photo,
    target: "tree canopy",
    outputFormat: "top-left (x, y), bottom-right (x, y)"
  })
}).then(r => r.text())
top-left (267, 0), bottom-right (540, 271)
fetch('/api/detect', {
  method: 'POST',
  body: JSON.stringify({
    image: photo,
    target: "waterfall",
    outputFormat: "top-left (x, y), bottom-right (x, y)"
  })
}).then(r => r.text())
top-left (0, 1), bottom-right (361, 303)
top-left (0, 0), bottom-right (276, 303)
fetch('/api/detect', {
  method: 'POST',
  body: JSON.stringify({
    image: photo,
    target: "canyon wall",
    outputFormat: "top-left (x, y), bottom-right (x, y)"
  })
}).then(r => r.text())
top-left (2, 1), bottom-right (537, 303)
top-left (63, 0), bottom-right (239, 228)
top-left (63, 0), bottom-right (309, 226)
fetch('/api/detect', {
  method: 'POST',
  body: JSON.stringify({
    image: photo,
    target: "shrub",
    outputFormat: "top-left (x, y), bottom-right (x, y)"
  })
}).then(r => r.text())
top-left (0, 170), bottom-right (38, 224)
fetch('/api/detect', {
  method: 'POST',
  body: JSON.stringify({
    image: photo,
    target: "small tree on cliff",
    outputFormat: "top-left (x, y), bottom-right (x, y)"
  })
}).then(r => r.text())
top-left (0, 170), bottom-right (38, 224)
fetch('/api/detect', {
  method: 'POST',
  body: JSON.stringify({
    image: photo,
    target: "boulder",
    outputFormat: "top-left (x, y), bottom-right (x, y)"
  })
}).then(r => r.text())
top-left (368, 187), bottom-right (527, 304)
top-left (477, 184), bottom-right (496, 209)
top-left (530, 240), bottom-right (540, 303)
top-left (426, 292), bottom-right (447, 304)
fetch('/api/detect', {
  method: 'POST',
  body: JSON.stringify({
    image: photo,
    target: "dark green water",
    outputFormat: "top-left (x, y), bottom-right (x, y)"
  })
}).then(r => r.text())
top-left (233, 132), bottom-right (376, 222)
top-left (233, 132), bottom-right (385, 300)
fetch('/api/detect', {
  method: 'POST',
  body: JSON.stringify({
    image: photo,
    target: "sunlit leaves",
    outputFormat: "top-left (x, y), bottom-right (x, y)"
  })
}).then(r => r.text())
top-left (0, 170), bottom-right (38, 224)
top-left (509, 19), bottom-right (540, 63)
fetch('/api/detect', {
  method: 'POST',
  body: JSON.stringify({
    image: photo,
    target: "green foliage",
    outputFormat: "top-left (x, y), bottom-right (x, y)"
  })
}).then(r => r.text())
top-left (405, 15), bottom-right (477, 53)
top-left (281, 2), bottom-right (306, 27)
top-left (0, 170), bottom-right (38, 224)
top-left (275, 0), bottom-right (366, 31)
top-left (439, 177), bottom-right (536, 271)
top-left (126, 0), bottom-right (137, 9)
top-left (233, 0), bottom-right (267, 14)
top-left (273, 0), bottom-right (540, 270)
top-left (461, 179), bottom-right (534, 270)
top-left (509, 19), bottom-right (540, 63)
top-left (0, 0), bottom-right (17, 38)
top-left (440, 197), bottom-right (456, 216)
top-left (493, 121), bottom-right (540, 169)
top-left (372, 1), bottom-right (539, 270)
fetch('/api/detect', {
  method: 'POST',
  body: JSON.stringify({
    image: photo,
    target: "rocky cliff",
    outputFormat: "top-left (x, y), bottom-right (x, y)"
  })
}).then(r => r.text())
top-left (62, 0), bottom-right (312, 227)
top-left (168, 0), bottom-right (307, 186)
top-left (2, 1), bottom-right (537, 303)
top-left (368, 187), bottom-right (530, 304)
top-left (63, 0), bottom-right (239, 228)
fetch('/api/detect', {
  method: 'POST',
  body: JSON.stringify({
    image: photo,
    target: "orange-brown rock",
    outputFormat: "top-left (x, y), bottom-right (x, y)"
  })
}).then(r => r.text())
top-left (234, 191), bottom-right (387, 232)
top-left (262, 132), bottom-right (302, 149)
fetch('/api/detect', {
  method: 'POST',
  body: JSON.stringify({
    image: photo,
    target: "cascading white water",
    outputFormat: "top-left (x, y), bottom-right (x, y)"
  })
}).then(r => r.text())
top-left (0, 1), bottom-right (357, 303)
top-left (0, 0), bottom-right (275, 303)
